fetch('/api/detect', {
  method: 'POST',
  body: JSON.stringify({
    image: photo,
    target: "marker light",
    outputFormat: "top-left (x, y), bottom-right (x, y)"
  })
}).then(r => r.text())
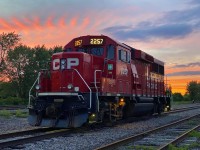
top-left (67, 84), bottom-right (73, 89)
top-left (74, 87), bottom-right (79, 92)
top-left (35, 84), bottom-right (40, 90)
top-left (120, 98), bottom-right (124, 102)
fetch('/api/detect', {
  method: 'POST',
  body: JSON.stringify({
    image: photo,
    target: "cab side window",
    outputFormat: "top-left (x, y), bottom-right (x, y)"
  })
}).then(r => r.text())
top-left (107, 45), bottom-right (115, 60)
top-left (119, 49), bottom-right (127, 62)
top-left (119, 49), bottom-right (131, 63)
top-left (127, 52), bottom-right (131, 63)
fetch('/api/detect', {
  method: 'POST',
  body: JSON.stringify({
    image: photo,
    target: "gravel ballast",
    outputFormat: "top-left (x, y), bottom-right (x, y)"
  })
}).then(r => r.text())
top-left (0, 103), bottom-right (200, 150)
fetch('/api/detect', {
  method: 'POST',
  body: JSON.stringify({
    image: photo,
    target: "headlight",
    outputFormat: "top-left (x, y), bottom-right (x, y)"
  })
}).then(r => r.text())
top-left (35, 84), bottom-right (40, 90)
top-left (67, 84), bottom-right (73, 89)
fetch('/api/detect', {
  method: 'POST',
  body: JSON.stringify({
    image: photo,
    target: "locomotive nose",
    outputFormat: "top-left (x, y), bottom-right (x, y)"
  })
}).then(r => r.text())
top-left (51, 53), bottom-right (84, 92)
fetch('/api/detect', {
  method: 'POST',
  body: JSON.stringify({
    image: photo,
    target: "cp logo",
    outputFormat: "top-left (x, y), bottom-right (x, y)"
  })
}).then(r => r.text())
top-left (53, 58), bottom-right (79, 70)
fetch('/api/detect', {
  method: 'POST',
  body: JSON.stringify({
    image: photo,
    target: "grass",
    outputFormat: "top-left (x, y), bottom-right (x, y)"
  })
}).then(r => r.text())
top-left (168, 130), bottom-right (200, 150)
top-left (15, 109), bottom-right (28, 118)
top-left (0, 109), bottom-right (28, 118)
top-left (172, 101), bottom-right (192, 105)
top-left (127, 145), bottom-right (155, 150)
top-left (189, 130), bottom-right (200, 138)
top-left (168, 143), bottom-right (200, 150)
top-left (0, 109), bottom-right (12, 118)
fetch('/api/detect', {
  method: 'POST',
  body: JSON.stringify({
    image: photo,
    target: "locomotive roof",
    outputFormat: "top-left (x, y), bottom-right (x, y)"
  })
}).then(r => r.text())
top-left (154, 58), bottom-right (164, 66)
top-left (63, 35), bottom-right (164, 65)
top-left (64, 35), bottom-right (131, 50)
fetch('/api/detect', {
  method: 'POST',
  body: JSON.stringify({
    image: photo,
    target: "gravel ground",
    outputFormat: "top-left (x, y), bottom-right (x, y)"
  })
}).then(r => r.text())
top-left (0, 103), bottom-right (199, 150)
top-left (0, 117), bottom-right (39, 135)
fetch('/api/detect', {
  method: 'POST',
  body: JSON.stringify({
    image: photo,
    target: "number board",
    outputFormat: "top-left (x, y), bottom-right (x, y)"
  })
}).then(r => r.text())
top-left (74, 39), bottom-right (82, 47)
top-left (90, 38), bottom-right (104, 45)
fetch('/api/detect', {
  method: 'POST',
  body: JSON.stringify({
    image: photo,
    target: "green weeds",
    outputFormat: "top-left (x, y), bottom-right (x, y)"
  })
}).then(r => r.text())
top-left (168, 130), bottom-right (200, 150)
top-left (0, 109), bottom-right (12, 118)
top-left (127, 145), bottom-right (155, 150)
top-left (15, 109), bottom-right (28, 118)
top-left (0, 109), bottom-right (28, 118)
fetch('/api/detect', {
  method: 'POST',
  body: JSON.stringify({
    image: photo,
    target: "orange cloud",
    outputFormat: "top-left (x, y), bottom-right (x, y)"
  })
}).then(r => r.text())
top-left (0, 15), bottom-right (78, 33)
top-left (165, 64), bottom-right (200, 95)
top-left (4, 15), bottom-right (92, 47)
top-left (12, 17), bottom-right (28, 30)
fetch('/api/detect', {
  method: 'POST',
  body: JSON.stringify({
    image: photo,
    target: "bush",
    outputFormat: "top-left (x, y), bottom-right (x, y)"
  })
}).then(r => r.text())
top-left (172, 93), bottom-right (183, 101)
top-left (183, 94), bottom-right (191, 101)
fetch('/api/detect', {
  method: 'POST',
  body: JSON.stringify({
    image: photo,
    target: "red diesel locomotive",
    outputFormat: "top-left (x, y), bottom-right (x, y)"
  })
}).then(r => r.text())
top-left (28, 35), bottom-right (171, 128)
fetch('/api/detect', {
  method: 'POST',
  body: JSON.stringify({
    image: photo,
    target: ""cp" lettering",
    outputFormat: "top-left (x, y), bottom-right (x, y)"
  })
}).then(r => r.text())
top-left (67, 58), bottom-right (79, 69)
top-left (53, 58), bottom-right (79, 70)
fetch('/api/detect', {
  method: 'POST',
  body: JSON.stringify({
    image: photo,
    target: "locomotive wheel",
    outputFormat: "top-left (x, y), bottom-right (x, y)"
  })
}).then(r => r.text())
top-left (35, 112), bottom-right (43, 126)
top-left (122, 105), bottom-right (128, 119)
top-left (101, 113), bottom-right (115, 126)
top-left (157, 103), bottom-right (162, 115)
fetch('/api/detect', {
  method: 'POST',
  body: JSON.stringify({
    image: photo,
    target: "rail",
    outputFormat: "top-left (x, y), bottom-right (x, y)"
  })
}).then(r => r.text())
top-left (95, 113), bottom-right (200, 150)
top-left (94, 70), bottom-right (102, 112)
top-left (0, 128), bottom-right (70, 149)
top-left (28, 72), bottom-right (41, 108)
top-left (159, 124), bottom-right (200, 150)
top-left (70, 68), bottom-right (92, 109)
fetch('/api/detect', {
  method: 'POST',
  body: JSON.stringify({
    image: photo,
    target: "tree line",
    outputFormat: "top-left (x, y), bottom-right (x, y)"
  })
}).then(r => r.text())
top-left (0, 32), bottom-right (199, 104)
top-left (173, 81), bottom-right (200, 102)
top-left (0, 32), bottom-right (62, 104)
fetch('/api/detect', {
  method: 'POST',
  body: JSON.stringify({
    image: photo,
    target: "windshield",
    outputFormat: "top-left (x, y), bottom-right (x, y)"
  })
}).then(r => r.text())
top-left (64, 48), bottom-right (72, 52)
top-left (91, 47), bottom-right (104, 56)
top-left (76, 47), bottom-right (104, 56)
top-left (77, 48), bottom-right (89, 53)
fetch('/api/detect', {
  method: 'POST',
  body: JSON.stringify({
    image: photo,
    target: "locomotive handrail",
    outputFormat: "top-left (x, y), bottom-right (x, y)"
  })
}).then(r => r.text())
top-left (28, 72), bottom-right (41, 108)
top-left (70, 68), bottom-right (92, 109)
top-left (94, 70), bottom-right (102, 112)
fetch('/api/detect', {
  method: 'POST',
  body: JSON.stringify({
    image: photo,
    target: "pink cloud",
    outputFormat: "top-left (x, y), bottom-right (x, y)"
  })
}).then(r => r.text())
top-left (70, 17), bottom-right (77, 27)
top-left (46, 16), bottom-right (54, 28)
top-left (0, 18), bottom-right (12, 30)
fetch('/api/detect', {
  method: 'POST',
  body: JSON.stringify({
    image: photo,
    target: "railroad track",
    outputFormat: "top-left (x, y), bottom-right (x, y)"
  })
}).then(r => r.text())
top-left (0, 105), bottom-right (199, 149)
top-left (163, 105), bottom-right (200, 115)
top-left (0, 127), bottom-right (71, 149)
top-left (117, 105), bottom-right (200, 126)
top-left (95, 113), bottom-right (200, 150)
top-left (159, 125), bottom-right (200, 149)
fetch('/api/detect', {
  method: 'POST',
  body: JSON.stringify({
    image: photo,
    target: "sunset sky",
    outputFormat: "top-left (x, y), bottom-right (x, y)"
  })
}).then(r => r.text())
top-left (1, 0), bottom-right (200, 94)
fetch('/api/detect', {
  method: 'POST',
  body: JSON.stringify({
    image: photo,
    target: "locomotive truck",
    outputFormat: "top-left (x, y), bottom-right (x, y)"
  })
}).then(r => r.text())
top-left (28, 35), bottom-right (171, 128)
